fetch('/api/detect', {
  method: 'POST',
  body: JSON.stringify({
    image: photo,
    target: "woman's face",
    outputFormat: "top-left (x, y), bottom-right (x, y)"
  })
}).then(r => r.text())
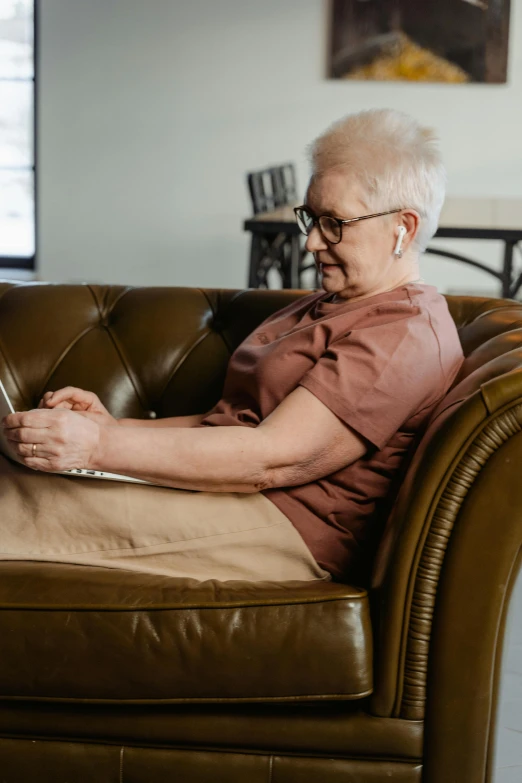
top-left (305, 170), bottom-right (413, 301)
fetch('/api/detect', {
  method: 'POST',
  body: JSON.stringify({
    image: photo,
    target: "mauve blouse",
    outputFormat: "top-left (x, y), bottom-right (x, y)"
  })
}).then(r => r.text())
top-left (201, 283), bottom-right (464, 581)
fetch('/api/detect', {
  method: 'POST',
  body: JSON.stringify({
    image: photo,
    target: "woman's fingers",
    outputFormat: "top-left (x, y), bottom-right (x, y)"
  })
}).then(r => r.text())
top-left (41, 387), bottom-right (91, 409)
top-left (4, 408), bottom-right (50, 429)
top-left (5, 428), bottom-right (55, 464)
top-left (3, 408), bottom-right (100, 473)
top-left (4, 425), bottom-right (51, 445)
top-left (39, 391), bottom-right (54, 408)
top-left (17, 442), bottom-right (54, 459)
top-left (40, 399), bottom-right (73, 410)
top-left (23, 457), bottom-right (57, 472)
top-left (38, 388), bottom-right (112, 420)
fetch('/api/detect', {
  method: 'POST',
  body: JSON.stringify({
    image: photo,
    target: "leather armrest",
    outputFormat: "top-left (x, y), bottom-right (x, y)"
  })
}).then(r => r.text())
top-left (370, 383), bottom-right (522, 723)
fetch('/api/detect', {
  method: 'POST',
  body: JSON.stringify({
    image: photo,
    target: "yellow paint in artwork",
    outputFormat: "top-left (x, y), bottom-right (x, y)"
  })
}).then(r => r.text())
top-left (344, 32), bottom-right (470, 83)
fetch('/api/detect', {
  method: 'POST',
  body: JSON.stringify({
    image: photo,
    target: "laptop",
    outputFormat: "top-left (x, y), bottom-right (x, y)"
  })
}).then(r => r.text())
top-left (0, 379), bottom-right (155, 485)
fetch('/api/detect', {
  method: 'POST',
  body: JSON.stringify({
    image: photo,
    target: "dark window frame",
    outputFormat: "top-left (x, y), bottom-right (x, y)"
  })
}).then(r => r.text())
top-left (0, 0), bottom-right (37, 271)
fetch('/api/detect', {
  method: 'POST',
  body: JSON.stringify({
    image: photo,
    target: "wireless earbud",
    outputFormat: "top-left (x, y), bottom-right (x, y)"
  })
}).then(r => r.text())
top-left (393, 226), bottom-right (407, 257)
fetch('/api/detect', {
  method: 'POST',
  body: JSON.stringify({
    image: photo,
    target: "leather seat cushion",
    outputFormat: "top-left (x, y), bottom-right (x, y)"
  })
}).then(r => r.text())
top-left (0, 564), bottom-right (373, 704)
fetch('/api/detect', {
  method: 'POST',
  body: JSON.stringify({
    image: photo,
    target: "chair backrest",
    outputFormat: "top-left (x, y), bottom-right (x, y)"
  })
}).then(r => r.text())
top-left (247, 163), bottom-right (297, 215)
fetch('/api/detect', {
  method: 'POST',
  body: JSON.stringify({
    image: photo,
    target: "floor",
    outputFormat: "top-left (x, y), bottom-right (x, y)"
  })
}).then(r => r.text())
top-left (493, 567), bottom-right (522, 782)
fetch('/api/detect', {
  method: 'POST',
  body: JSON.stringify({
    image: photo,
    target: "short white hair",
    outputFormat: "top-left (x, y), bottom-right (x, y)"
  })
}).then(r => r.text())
top-left (308, 109), bottom-right (446, 252)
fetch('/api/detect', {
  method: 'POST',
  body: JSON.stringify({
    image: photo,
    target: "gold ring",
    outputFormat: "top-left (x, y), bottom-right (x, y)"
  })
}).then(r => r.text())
top-left (32, 443), bottom-right (37, 457)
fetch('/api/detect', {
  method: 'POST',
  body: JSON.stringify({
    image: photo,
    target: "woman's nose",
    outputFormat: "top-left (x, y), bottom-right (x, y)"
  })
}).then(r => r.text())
top-left (305, 225), bottom-right (328, 253)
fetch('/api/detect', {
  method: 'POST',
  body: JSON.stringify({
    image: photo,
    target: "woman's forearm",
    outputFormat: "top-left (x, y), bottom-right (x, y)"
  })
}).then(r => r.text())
top-left (117, 413), bottom-right (208, 429)
top-left (92, 423), bottom-right (270, 493)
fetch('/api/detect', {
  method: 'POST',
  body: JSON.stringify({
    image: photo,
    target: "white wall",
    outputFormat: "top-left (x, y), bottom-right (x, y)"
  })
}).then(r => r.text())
top-left (38, 0), bottom-right (522, 294)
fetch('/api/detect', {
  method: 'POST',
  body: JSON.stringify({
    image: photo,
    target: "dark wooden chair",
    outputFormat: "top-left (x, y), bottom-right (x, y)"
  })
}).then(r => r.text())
top-left (247, 163), bottom-right (297, 215)
top-left (246, 164), bottom-right (317, 289)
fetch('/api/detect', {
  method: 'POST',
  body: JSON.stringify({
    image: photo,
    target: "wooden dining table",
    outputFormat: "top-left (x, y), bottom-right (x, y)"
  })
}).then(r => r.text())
top-left (243, 198), bottom-right (522, 298)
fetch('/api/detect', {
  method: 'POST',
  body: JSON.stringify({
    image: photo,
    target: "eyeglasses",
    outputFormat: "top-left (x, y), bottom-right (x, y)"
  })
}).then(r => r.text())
top-left (294, 205), bottom-right (403, 245)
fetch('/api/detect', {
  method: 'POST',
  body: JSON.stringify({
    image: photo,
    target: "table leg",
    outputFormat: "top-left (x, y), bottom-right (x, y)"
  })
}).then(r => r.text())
top-left (507, 242), bottom-right (522, 300)
top-left (502, 240), bottom-right (516, 298)
top-left (288, 235), bottom-right (301, 289)
top-left (247, 235), bottom-right (263, 288)
top-left (279, 237), bottom-right (298, 289)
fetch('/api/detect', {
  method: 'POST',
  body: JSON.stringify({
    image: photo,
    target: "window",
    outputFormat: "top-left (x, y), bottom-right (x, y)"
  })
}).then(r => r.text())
top-left (0, 0), bottom-right (35, 270)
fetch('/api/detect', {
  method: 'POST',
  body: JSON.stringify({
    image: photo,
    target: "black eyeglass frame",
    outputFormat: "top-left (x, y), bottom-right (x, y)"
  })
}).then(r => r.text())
top-left (293, 206), bottom-right (404, 245)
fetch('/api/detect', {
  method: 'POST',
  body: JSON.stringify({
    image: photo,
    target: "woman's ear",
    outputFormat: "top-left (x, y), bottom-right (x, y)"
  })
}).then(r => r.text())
top-left (398, 210), bottom-right (421, 255)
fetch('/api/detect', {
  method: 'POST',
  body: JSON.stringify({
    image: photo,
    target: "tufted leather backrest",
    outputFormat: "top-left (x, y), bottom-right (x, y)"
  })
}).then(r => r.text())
top-left (446, 293), bottom-right (522, 378)
top-left (0, 283), bottom-right (300, 418)
top-left (1, 282), bottom-right (521, 415)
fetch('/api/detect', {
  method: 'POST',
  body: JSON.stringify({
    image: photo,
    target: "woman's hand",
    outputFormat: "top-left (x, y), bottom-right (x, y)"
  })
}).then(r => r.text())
top-left (2, 408), bottom-right (103, 472)
top-left (39, 387), bottom-right (116, 425)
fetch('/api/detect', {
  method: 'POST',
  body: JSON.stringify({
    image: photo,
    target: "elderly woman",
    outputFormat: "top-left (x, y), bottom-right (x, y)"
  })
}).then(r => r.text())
top-left (1, 109), bottom-right (463, 584)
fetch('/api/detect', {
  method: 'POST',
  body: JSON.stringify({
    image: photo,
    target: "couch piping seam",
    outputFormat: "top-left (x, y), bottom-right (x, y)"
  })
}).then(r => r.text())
top-left (0, 593), bottom-right (366, 611)
top-left (0, 689), bottom-right (374, 704)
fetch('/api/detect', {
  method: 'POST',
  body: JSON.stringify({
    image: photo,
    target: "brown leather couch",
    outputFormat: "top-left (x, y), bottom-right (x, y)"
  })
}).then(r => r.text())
top-left (0, 281), bottom-right (520, 783)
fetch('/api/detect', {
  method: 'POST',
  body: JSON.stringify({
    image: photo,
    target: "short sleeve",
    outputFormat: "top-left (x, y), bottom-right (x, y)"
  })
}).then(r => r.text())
top-left (299, 310), bottom-right (443, 450)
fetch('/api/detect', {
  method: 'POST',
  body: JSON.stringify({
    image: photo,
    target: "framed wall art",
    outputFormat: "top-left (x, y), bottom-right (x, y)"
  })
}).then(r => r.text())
top-left (329, 0), bottom-right (511, 83)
